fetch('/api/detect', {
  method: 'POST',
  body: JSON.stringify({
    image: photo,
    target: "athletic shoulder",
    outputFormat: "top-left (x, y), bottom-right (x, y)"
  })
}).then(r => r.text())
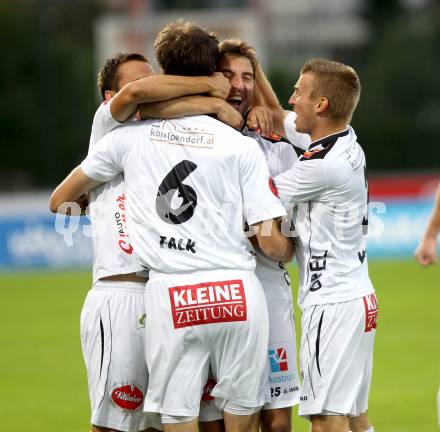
top-left (324, 128), bottom-right (364, 186)
top-left (92, 101), bottom-right (113, 123)
top-left (89, 101), bottom-right (121, 150)
top-left (200, 116), bottom-right (259, 153)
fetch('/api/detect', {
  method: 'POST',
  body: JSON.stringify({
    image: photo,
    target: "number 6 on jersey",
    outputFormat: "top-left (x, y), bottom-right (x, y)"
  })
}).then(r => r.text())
top-left (156, 160), bottom-right (198, 225)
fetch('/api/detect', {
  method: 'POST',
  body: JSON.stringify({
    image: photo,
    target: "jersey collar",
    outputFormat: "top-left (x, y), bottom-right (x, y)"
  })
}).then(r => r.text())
top-left (309, 129), bottom-right (349, 150)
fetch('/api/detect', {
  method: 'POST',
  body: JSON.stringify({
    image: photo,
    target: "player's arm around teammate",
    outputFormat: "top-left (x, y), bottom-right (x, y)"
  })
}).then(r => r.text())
top-left (248, 60), bottom-right (312, 152)
top-left (194, 40), bottom-right (301, 432)
top-left (415, 182), bottom-right (440, 266)
top-left (52, 23), bottom-right (290, 432)
top-left (55, 53), bottom-right (240, 432)
top-left (139, 94), bottom-right (243, 130)
top-left (111, 71), bottom-right (231, 122)
top-left (134, 46), bottom-right (278, 136)
top-left (50, 167), bottom-right (102, 212)
top-left (94, 51), bottom-right (241, 130)
top-left (107, 45), bottom-right (296, 432)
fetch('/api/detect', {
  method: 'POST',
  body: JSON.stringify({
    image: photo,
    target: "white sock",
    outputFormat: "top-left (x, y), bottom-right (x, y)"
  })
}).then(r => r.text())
top-left (365, 427), bottom-right (374, 432)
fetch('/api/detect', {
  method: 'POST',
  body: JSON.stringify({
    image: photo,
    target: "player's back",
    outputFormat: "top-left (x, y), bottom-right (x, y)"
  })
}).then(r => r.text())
top-left (108, 115), bottom-right (283, 275)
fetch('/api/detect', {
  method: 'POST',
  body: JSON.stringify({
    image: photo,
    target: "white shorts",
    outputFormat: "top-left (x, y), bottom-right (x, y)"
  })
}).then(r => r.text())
top-left (80, 280), bottom-right (162, 432)
top-left (143, 269), bottom-right (270, 419)
top-left (199, 275), bottom-right (300, 421)
top-left (298, 293), bottom-right (378, 418)
top-left (199, 376), bottom-right (224, 422)
top-left (264, 291), bottom-right (300, 410)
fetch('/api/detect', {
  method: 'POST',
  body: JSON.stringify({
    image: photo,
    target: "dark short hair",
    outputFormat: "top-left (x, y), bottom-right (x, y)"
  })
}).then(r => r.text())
top-left (218, 39), bottom-right (258, 75)
top-left (97, 52), bottom-right (149, 100)
top-left (154, 19), bottom-right (219, 76)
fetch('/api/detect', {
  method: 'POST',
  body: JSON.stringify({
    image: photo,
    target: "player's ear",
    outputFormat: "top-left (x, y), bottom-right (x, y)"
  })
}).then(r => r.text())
top-left (104, 90), bottom-right (116, 101)
top-left (315, 97), bottom-right (329, 114)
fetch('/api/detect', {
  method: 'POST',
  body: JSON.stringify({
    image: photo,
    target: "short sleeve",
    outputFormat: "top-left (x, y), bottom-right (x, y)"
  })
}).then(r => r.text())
top-left (81, 129), bottom-right (126, 182)
top-left (88, 101), bottom-right (122, 151)
top-left (274, 158), bottom-right (327, 206)
top-left (284, 111), bottom-right (311, 151)
top-left (239, 137), bottom-right (287, 225)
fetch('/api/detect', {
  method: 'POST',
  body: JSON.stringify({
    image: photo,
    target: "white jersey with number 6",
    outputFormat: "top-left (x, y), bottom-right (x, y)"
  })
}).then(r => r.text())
top-left (81, 115), bottom-right (286, 274)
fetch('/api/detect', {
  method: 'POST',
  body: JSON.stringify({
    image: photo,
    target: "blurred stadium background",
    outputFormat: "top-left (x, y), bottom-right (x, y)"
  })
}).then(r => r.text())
top-left (0, 0), bottom-right (439, 430)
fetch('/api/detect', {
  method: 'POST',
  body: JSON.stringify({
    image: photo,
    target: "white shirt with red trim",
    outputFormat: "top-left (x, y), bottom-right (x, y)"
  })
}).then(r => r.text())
top-left (274, 127), bottom-right (375, 309)
top-left (82, 115), bottom-right (286, 275)
top-left (87, 101), bottom-right (144, 283)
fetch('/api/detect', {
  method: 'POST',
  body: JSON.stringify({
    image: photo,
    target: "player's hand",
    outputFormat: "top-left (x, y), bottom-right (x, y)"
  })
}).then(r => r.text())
top-left (217, 100), bottom-right (243, 130)
top-left (247, 106), bottom-right (274, 138)
top-left (414, 237), bottom-right (438, 266)
top-left (208, 72), bottom-right (231, 100)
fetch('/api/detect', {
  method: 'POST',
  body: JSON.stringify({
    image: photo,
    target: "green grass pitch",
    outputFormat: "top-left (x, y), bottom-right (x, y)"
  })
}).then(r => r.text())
top-left (0, 261), bottom-right (438, 431)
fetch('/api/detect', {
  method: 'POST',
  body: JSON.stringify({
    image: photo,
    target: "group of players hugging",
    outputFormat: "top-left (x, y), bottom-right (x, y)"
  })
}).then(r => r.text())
top-left (51, 19), bottom-right (377, 432)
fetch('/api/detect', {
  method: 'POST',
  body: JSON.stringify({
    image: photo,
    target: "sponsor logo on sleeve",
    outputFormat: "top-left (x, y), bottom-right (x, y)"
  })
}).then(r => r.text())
top-left (169, 279), bottom-right (247, 329)
top-left (363, 293), bottom-right (378, 332)
top-left (110, 383), bottom-right (144, 411)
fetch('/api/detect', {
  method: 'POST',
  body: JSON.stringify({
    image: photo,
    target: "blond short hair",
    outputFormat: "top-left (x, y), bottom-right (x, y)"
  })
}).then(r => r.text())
top-left (301, 58), bottom-right (361, 123)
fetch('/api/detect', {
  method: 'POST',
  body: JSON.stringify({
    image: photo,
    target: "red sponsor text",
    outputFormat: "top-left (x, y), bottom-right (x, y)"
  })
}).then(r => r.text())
top-left (111, 383), bottom-right (144, 411)
top-left (169, 279), bottom-right (247, 329)
top-left (115, 194), bottom-right (133, 254)
top-left (363, 293), bottom-right (378, 332)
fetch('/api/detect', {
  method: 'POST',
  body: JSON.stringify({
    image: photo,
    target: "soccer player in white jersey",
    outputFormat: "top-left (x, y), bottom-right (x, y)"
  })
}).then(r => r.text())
top-left (50, 20), bottom-right (294, 432)
top-left (195, 39), bottom-right (301, 432)
top-left (78, 52), bottom-right (242, 432)
top-left (272, 59), bottom-right (378, 432)
top-left (133, 40), bottom-right (308, 432)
